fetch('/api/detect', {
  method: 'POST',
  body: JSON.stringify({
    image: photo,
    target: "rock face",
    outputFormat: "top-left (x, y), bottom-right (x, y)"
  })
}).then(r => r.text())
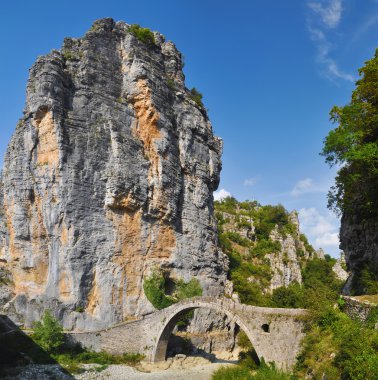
top-left (340, 213), bottom-right (378, 294)
top-left (332, 253), bottom-right (349, 282)
top-left (268, 212), bottom-right (315, 291)
top-left (0, 18), bottom-right (228, 330)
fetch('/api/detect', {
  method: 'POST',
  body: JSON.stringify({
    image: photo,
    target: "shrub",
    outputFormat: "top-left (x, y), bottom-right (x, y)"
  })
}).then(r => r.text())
top-left (212, 365), bottom-right (253, 380)
top-left (32, 311), bottom-right (64, 353)
top-left (143, 268), bottom-right (175, 310)
top-left (212, 362), bottom-right (292, 380)
top-left (174, 278), bottom-right (202, 300)
top-left (250, 239), bottom-right (281, 258)
top-left (271, 282), bottom-right (304, 308)
top-left (295, 308), bottom-right (378, 380)
top-left (143, 268), bottom-right (203, 310)
top-left (225, 231), bottom-right (250, 247)
top-left (54, 350), bottom-right (144, 374)
top-left (128, 24), bottom-right (155, 45)
top-left (189, 87), bottom-right (204, 108)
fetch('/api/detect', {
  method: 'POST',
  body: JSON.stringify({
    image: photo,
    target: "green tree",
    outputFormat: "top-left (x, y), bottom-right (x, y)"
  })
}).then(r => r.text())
top-left (32, 311), bottom-right (64, 353)
top-left (322, 49), bottom-right (378, 219)
top-left (143, 268), bottom-right (175, 310)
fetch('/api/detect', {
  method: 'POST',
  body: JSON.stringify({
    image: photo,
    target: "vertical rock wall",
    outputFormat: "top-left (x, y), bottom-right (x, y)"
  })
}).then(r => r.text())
top-left (0, 18), bottom-right (227, 330)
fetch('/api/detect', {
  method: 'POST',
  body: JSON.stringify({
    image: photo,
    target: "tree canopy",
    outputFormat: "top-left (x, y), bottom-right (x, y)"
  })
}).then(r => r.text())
top-left (322, 49), bottom-right (378, 219)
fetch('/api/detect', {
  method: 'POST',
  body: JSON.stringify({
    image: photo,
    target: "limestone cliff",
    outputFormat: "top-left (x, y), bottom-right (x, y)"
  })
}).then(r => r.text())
top-left (340, 212), bottom-right (378, 294)
top-left (0, 18), bottom-right (228, 330)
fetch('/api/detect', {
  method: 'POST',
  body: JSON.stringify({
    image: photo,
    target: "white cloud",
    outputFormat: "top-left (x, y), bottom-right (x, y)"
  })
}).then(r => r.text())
top-left (291, 178), bottom-right (328, 197)
top-left (214, 188), bottom-right (232, 201)
top-left (306, 0), bottom-right (355, 82)
top-left (291, 178), bottom-right (315, 196)
top-left (298, 207), bottom-right (340, 252)
top-left (243, 178), bottom-right (257, 187)
top-left (316, 232), bottom-right (339, 247)
top-left (308, 0), bottom-right (342, 28)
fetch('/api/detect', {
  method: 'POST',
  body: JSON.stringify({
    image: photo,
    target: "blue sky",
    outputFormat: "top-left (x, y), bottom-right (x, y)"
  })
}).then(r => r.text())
top-left (1, 0), bottom-right (377, 256)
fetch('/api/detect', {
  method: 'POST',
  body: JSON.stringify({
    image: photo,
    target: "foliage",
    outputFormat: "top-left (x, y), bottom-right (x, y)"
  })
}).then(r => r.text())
top-left (174, 278), bottom-right (202, 300)
top-left (295, 308), bottom-right (378, 379)
top-left (143, 268), bottom-right (202, 310)
top-left (250, 239), bottom-right (281, 258)
top-left (214, 197), bottom-right (239, 214)
top-left (128, 24), bottom-right (155, 45)
top-left (189, 87), bottom-right (204, 108)
top-left (253, 204), bottom-right (289, 240)
top-left (224, 231), bottom-right (251, 247)
top-left (271, 282), bottom-right (304, 308)
top-left (53, 349), bottom-right (144, 374)
top-left (212, 362), bottom-right (292, 380)
top-left (212, 365), bottom-right (254, 380)
top-left (167, 77), bottom-right (175, 90)
top-left (32, 311), bottom-right (64, 353)
top-left (351, 262), bottom-right (378, 295)
top-left (143, 268), bottom-right (176, 310)
top-left (322, 49), bottom-right (378, 219)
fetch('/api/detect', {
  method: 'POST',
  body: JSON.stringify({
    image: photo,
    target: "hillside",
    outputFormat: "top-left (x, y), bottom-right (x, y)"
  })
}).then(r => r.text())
top-left (215, 197), bottom-right (342, 308)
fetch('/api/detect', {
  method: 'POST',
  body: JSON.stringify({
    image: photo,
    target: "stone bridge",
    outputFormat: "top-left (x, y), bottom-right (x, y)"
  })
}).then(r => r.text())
top-left (69, 296), bottom-right (308, 370)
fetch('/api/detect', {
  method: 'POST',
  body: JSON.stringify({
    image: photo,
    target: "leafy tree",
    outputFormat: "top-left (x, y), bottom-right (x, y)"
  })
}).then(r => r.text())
top-left (322, 49), bottom-right (378, 219)
top-left (32, 311), bottom-right (64, 353)
top-left (271, 282), bottom-right (304, 308)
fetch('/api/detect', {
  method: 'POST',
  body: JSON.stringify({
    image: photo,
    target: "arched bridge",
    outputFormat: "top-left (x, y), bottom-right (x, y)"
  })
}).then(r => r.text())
top-left (69, 296), bottom-right (308, 370)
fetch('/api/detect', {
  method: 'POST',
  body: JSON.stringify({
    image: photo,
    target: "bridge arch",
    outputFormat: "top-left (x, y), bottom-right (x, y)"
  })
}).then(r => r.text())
top-left (152, 298), bottom-right (260, 363)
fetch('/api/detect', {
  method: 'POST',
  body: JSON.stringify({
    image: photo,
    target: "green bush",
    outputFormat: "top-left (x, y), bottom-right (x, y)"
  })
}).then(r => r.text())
top-left (225, 231), bottom-right (251, 247)
top-left (143, 268), bottom-right (176, 310)
top-left (212, 363), bottom-right (292, 380)
top-left (250, 239), bottom-right (281, 258)
top-left (32, 311), bottom-right (64, 353)
top-left (143, 268), bottom-right (203, 310)
top-left (212, 365), bottom-right (253, 380)
top-left (174, 278), bottom-right (203, 300)
top-left (54, 350), bottom-right (144, 374)
top-left (295, 308), bottom-right (378, 380)
top-left (271, 282), bottom-right (303, 308)
top-left (189, 87), bottom-right (204, 108)
top-left (128, 24), bottom-right (155, 45)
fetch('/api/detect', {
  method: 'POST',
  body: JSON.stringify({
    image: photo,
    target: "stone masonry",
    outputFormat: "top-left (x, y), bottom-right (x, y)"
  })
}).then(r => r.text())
top-left (69, 296), bottom-right (308, 370)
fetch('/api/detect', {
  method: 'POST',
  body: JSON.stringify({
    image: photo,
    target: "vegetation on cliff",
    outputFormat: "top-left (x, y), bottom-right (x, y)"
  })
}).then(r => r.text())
top-left (322, 49), bottom-right (378, 296)
top-left (143, 268), bottom-right (202, 310)
top-left (213, 197), bottom-right (378, 379)
top-left (322, 49), bottom-right (378, 219)
top-left (214, 197), bottom-right (337, 307)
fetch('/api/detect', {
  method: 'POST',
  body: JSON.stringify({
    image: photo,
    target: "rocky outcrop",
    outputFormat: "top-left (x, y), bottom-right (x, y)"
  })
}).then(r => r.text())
top-left (332, 253), bottom-right (349, 282)
top-left (0, 18), bottom-right (228, 330)
top-left (215, 206), bottom-right (316, 293)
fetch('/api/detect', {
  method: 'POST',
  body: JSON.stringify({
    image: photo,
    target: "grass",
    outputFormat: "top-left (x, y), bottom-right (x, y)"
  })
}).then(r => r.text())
top-left (351, 294), bottom-right (378, 304)
top-left (212, 363), bottom-right (292, 380)
top-left (53, 350), bottom-right (144, 374)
